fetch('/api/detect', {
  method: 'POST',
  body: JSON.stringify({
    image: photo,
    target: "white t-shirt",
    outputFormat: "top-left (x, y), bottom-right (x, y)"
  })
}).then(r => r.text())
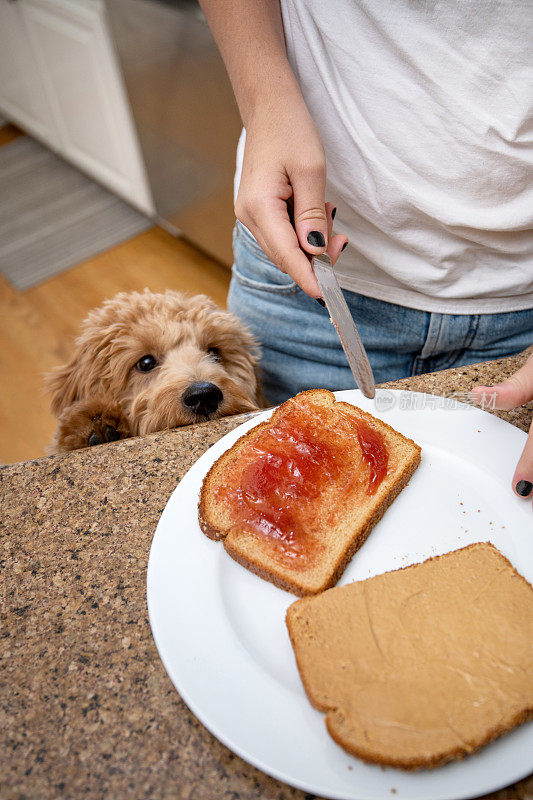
top-left (235, 0), bottom-right (533, 314)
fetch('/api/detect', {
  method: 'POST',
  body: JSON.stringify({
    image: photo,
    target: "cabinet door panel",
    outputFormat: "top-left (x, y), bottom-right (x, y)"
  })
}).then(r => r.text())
top-left (0, 1), bottom-right (58, 143)
top-left (22, 0), bottom-right (153, 213)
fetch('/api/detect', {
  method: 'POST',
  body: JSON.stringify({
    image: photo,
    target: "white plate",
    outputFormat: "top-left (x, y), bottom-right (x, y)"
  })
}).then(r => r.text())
top-left (147, 390), bottom-right (533, 800)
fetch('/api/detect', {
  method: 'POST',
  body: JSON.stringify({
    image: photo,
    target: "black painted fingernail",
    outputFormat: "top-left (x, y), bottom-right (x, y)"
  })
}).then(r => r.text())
top-left (341, 242), bottom-right (348, 251)
top-left (307, 231), bottom-right (325, 248)
top-left (315, 298), bottom-right (326, 308)
top-left (331, 207), bottom-right (337, 220)
top-left (515, 480), bottom-right (533, 497)
top-left (88, 432), bottom-right (102, 447)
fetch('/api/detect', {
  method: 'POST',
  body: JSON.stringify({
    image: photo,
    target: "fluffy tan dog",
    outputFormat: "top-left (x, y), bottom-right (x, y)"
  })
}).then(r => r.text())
top-left (46, 289), bottom-right (262, 454)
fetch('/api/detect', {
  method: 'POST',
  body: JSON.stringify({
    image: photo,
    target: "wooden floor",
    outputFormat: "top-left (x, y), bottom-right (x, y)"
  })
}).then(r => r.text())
top-left (0, 125), bottom-right (231, 465)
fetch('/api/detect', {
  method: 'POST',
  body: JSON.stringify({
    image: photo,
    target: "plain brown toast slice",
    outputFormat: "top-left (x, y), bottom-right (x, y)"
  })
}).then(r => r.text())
top-left (286, 542), bottom-right (533, 769)
top-left (199, 389), bottom-right (421, 595)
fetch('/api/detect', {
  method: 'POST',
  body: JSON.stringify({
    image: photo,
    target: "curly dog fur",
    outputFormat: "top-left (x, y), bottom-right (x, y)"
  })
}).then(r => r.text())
top-left (46, 289), bottom-right (262, 454)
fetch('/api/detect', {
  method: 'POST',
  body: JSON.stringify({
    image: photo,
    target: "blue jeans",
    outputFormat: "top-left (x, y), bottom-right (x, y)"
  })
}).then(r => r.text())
top-left (228, 222), bottom-right (533, 405)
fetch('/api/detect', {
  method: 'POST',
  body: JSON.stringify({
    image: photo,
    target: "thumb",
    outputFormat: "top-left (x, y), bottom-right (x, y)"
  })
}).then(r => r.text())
top-left (291, 167), bottom-right (328, 255)
top-left (471, 354), bottom-right (533, 410)
top-left (512, 419), bottom-right (533, 501)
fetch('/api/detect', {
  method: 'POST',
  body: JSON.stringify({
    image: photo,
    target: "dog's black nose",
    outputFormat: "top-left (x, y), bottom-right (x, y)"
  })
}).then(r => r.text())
top-left (182, 382), bottom-right (223, 415)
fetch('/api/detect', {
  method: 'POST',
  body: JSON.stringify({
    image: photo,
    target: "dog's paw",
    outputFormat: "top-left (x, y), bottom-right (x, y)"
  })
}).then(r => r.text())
top-left (86, 412), bottom-right (128, 448)
top-left (50, 399), bottom-right (131, 454)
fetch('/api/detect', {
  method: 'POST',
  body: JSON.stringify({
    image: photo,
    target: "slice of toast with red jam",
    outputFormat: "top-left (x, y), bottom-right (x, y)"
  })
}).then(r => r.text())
top-left (198, 389), bottom-right (421, 596)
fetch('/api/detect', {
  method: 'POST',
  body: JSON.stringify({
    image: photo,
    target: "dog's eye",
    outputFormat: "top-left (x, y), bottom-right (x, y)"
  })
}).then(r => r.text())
top-left (208, 347), bottom-right (221, 362)
top-left (135, 354), bottom-right (158, 373)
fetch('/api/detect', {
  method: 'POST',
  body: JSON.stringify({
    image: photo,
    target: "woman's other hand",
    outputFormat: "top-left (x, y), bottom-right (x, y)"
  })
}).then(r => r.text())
top-left (471, 351), bottom-right (533, 506)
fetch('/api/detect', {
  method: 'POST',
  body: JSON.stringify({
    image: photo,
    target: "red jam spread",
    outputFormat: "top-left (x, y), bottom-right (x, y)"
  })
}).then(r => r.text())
top-left (216, 398), bottom-right (388, 569)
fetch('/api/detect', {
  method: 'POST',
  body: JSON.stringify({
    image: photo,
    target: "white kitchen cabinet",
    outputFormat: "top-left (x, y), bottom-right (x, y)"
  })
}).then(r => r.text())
top-left (0, 0), bottom-right (59, 144)
top-left (0, 0), bottom-right (154, 215)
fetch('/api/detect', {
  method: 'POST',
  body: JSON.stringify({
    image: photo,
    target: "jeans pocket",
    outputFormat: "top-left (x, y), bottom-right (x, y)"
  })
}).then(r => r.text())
top-left (232, 221), bottom-right (299, 294)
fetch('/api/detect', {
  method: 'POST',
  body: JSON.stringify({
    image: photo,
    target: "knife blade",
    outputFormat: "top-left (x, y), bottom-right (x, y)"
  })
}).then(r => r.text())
top-left (312, 252), bottom-right (376, 399)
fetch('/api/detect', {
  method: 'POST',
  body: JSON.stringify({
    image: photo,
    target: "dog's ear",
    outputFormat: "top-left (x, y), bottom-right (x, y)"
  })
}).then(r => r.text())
top-left (45, 355), bottom-right (85, 416)
top-left (253, 362), bottom-right (267, 408)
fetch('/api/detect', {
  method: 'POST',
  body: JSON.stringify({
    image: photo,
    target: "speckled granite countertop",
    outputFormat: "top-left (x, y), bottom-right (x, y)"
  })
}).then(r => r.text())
top-left (2, 350), bottom-right (532, 800)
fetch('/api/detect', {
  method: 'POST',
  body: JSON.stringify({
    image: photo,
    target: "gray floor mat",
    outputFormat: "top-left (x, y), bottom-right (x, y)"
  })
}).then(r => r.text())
top-left (0, 135), bottom-right (152, 290)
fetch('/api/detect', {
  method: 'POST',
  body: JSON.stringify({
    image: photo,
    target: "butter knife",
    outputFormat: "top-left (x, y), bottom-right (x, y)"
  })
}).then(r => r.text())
top-left (312, 252), bottom-right (376, 399)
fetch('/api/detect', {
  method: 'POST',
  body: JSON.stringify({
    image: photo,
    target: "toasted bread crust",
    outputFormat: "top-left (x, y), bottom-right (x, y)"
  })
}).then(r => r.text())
top-left (199, 390), bottom-right (421, 595)
top-left (286, 543), bottom-right (533, 769)
top-left (323, 706), bottom-right (533, 770)
top-left (199, 417), bottom-right (275, 542)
